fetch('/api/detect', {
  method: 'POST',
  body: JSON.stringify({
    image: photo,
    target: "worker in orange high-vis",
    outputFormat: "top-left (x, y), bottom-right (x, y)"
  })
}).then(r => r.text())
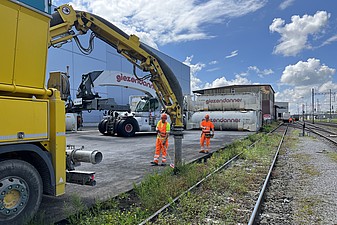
top-left (200, 114), bottom-right (214, 153)
top-left (151, 113), bottom-right (170, 166)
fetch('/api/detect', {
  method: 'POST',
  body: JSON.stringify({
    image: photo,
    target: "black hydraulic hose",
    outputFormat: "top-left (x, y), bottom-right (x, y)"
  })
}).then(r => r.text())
top-left (50, 9), bottom-right (183, 111)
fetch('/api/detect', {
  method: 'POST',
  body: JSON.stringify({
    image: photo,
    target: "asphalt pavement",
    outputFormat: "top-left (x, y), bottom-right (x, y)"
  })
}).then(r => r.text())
top-left (39, 128), bottom-right (250, 223)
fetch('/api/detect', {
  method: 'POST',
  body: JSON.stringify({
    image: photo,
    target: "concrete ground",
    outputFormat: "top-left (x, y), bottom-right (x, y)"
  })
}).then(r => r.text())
top-left (39, 128), bottom-right (250, 223)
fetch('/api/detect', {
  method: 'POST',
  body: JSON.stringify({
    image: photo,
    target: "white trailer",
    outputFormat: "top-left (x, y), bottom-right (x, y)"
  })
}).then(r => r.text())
top-left (186, 111), bottom-right (262, 132)
top-left (186, 92), bottom-right (262, 111)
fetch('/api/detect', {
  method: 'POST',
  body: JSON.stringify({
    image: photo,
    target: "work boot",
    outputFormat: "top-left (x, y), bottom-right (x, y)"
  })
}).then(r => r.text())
top-left (199, 149), bottom-right (205, 153)
top-left (151, 161), bottom-right (159, 166)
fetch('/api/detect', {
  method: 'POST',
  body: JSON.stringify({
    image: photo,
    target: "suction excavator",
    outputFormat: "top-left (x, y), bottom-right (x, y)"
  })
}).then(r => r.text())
top-left (0, 1), bottom-right (183, 224)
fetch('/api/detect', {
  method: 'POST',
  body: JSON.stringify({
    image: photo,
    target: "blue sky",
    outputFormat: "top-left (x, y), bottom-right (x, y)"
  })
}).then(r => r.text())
top-left (52, 0), bottom-right (337, 114)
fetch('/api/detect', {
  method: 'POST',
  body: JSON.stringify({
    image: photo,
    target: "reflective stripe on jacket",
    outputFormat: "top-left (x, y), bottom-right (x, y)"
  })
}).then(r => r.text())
top-left (200, 120), bottom-right (214, 133)
top-left (157, 120), bottom-right (170, 139)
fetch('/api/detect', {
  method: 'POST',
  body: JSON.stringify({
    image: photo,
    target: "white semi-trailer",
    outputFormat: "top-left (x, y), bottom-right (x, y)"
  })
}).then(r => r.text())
top-left (184, 93), bottom-right (262, 132)
top-left (186, 111), bottom-right (261, 131)
top-left (185, 93), bottom-right (261, 112)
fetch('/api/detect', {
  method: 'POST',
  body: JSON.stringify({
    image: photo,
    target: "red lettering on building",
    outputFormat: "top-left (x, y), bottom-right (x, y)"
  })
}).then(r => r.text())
top-left (205, 98), bottom-right (242, 104)
top-left (210, 118), bottom-right (241, 123)
top-left (116, 74), bottom-right (154, 89)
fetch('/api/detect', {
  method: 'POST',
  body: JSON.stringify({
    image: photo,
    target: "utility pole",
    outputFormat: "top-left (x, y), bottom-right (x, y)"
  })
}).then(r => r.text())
top-left (312, 88), bottom-right (314, 124)
top-left (330, 89), bottom-right (332, 122)
top-left (314, 89), bottom-right (336, 123)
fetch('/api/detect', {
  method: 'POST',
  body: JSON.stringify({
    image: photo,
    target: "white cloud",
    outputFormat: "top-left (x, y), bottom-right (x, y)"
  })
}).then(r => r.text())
top-left (64, 0), bottom-right (267, 47)
top-left (236, 66), bottom-right (274, 78)
top-left (276, 87), bottom-right (310, 103)
top-left (206, 67), bottom-right (220, 72)
top-left (225, 50), bottom-right (239, 59)
top-left (209, 60), bottom-right (218, 65)
top-left (183, 56), bottom-right (256, 91)
top-left (318, 81), bottom-right (336, 93)
top-left (280, 58), bottom-right (335, 86)
top-left (276, 84), bottom-right (337, 114)
top-left (204, 75), bottom-right (253, 89)
top-left (279, 0), bottom-right (295, 10)
top-left (207, 61), bottom-right (219, 72)
top-left (276, 58), bottom-right (336, 114)
top-left (321, 34), bottom-right (337, 47)
top-left (269, 11), bottom-right (330, 56)
top-left (183, 55), bottom-right (205, 92)
top-left (248, 66), bottom-right (274, 77)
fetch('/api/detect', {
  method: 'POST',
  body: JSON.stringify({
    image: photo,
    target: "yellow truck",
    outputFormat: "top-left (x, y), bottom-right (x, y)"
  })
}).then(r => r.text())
top-left (0, 1), bottom-right (183, 224)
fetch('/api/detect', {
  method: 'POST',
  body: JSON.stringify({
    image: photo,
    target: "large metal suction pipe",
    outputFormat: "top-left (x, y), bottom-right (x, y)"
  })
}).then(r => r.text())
top-left (66, 149), bottom-right (103, 164)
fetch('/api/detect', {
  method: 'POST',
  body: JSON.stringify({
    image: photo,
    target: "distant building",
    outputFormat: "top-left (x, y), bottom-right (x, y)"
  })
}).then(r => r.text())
top-left (275, 102), bottom-right (289, 120)
top-left (193, 84), bottom-right (275, 120)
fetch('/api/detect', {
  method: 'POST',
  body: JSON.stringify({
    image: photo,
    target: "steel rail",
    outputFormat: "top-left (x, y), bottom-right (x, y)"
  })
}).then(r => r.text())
top-left (304, 122), bottom-right (337, 135)
top-left (138, 153), bottom-right (241, 225)
top-left (309, 121), bottom-right (337, 128)
top-left (248, 124), bottom-right (288, 225)
top-left (56, 124), bottom-right (283, 225)
top-left (294, 122), bottom-right (337, 145)
top-left (138, 124), bottom-right (282, 225)
top-left (306, 128), bottom-right (337, 145)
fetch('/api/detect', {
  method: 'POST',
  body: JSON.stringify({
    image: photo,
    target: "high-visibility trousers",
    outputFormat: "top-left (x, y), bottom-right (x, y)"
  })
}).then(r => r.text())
top-left (154, 138), bottom-right (168, 163)
top-left (200, 133), bottom-right (211, 149)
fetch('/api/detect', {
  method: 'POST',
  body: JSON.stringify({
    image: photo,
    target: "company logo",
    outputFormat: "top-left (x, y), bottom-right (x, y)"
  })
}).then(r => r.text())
top-left (116, 74), bottom-right (154, 89)
top-left (210, 118), bottom-right (241, 123)
top-left (205, 98), bottom-right (242, 104)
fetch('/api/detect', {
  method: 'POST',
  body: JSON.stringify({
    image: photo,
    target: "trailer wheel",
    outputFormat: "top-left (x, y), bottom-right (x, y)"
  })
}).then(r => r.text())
top-left (98, 119), bottom-right (108, 135)
top-left (0, 160), bottom-right (43, 225)
top-left (117, 118), bottom-right (138, 137)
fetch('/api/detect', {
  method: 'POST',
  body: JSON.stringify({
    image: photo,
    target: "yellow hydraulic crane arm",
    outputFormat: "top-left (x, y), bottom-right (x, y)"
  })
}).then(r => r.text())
top-left (49, 4), bottom-right (183, 128)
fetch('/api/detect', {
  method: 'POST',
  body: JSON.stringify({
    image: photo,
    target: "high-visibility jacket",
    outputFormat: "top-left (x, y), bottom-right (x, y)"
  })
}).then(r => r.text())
top-left (200, 120), bottom-right (214, 134)
top-left (156, 120), bottom-right (170, 139)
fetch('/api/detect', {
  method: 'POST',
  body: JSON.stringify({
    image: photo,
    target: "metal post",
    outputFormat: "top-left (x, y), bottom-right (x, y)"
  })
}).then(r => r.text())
top-left (330, 89), bottom-right (332, 123)
top-left (171, 126), bottom-right (184, 173)
top-left (312, 88), bottom-right (314, 124)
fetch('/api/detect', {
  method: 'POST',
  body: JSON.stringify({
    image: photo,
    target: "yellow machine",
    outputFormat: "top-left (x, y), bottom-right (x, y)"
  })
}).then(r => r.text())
top-left (0, 1), bottom-right (183, 224)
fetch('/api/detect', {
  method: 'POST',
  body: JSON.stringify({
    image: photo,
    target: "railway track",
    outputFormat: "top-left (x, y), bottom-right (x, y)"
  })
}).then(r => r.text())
top-left (258, 121), bottom-right (337, 224)
top-left (294, 121), bottom-right (337, 145)
top-left (138, 124), bottom-right (288, 224)
top-left (53, 124), bottom-right (293, 224)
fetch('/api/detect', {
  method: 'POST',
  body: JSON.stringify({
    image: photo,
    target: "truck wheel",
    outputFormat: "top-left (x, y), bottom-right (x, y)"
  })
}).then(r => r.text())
top-left (117, 118), bottom-right (138, 137)
top-left (98, 119), bottom-right (108, 135)
top-left (0, 160), bottom-right (43, 225)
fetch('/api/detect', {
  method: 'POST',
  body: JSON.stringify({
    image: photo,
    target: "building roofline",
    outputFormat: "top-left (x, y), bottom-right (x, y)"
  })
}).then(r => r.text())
top-left (193, 84), bottom-right (275, 94)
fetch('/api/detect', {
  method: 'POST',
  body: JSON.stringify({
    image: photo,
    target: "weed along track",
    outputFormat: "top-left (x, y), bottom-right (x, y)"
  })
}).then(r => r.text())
top-left (139, 124), bottom-right (288, 224)
top-left (258, 121), bottom-right (337, 224)
top-left (53, 123), bottom-right (289, 225)
top-left (294, 121), bottom-right (337, 145)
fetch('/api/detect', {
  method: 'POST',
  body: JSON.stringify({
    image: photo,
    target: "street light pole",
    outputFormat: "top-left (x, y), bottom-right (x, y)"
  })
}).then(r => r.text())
top-left (312, 88), bottom-right (314, 124)
top-left (330, 89), bottom-right (332, 122)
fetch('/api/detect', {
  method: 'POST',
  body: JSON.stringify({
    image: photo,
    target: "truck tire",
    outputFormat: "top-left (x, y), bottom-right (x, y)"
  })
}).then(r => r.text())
top-left (98, 119), bottom-right (108, 135)
top-left (0, 160), bottom-right (43, 225)
top-left (117, 118), bottom-right (138, 137)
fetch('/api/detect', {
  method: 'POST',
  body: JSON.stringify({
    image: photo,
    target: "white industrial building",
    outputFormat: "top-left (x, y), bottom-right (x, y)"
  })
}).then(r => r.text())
top-left (275, 102), bottom-right (289, 120)
top-left (47, 35), bottom-right (190, 125)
